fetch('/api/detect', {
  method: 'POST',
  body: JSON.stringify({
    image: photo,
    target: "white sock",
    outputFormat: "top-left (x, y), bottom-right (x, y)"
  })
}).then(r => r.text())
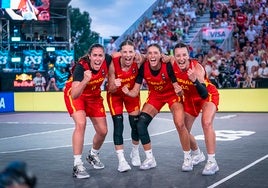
top-left (74, 155), bottom-right (82, 166)
top-left (132, 143), bottom-right (139, 151)
top-left (207, 154), bottom-right (216, 162)
top-left (145, 149), bottom-right (153, 159)
top-left (116, 149), bottom-right (126, 162)
top-left (192, 147), bottom-right (201, 155)
top-left (91, 148), bottom-right (99, 155)
top-left (183, 150), bottom-right (191, 159)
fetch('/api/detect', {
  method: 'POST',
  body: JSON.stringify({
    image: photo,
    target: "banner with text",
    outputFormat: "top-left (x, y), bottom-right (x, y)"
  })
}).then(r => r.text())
top-left (202, 26), bottom-right (232, 41)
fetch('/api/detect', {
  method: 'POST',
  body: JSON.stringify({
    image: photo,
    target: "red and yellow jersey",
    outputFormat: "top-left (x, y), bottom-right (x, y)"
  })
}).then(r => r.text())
top-left (172, 59), bottom-right (219, 116)
top-left (64, 58), bottom-right (108, 99)
top-left (143, 60), bottom-right (175, 98)
top-left (172, 59), bottom-right (215, 98)
top-left (112, 56), bottom-right (139, 95)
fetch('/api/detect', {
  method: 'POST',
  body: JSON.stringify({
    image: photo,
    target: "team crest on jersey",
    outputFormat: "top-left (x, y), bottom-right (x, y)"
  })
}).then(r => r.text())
top-left (132, 68), bottom-right (136, 74)
top-left (161, 73), bottom-right (166, 80)
top-left (102, 69), bottom-right (105, 77)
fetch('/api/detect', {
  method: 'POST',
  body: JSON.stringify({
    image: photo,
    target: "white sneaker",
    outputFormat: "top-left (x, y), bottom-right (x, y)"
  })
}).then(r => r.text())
top-left (140, 157), bottom-right (157, 170)
top-left (202, 160), bottom-right (219, 175)
top-left (182, 157), bottom-right (193, 172)
top-left (130, 149), bottom-right (141, 166)
top-left (192, 152), bottom-right (205, 165)
top-left (118, 160), bottom-right (131, 172)
top-left (86, 153), bottom-right (105, 169)
top-left (73, 163), bottom-right (90, 179)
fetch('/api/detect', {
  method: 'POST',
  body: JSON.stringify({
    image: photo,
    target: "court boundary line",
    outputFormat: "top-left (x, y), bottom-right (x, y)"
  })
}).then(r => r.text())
top-left (0, 118), bottom-right (176, 154)
top-left (207, 154), bottom-right (268, 188)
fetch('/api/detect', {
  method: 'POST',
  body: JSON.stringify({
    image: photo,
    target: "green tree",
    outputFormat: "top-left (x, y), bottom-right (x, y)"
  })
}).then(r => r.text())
top-left (68, 6), bottom-right (99, 61)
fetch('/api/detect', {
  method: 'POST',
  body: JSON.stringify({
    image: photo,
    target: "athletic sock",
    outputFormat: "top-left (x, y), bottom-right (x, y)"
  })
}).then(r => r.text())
top-left (207, 154), bottom-right (216, 162)
top-left (116, 149), bottom-right (126, 162)
top-left (74, 155), bottom-right (82, 166)
top-left (183, 150), bottom-right (191, 159)
top-left (192, 147), bottom-right (201, 155)
top-left (90, 148), bottom-right (99, 155)
top-left (132, 143), bottom-right (139, 151)
top-left (145, 149), bottom-right (153, 159)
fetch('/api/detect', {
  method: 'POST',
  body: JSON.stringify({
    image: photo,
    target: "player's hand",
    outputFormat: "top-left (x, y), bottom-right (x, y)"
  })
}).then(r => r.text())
top-left (174, 84), bottom-right (182, 94)
top-left (84, 70), bottom-right (92, 82)
top-left (114, 78), bottom-right (122, 87)
top-left (187, 62), bottom-right (197, 82)
top-left (161, 54), bottom-right (171, 63)
top-left (121, 85), bottom-right (129, 95)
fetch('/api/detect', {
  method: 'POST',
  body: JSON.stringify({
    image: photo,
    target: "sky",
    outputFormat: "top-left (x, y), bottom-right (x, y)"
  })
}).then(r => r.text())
top-left (70, 0), bottom-right (156, 38)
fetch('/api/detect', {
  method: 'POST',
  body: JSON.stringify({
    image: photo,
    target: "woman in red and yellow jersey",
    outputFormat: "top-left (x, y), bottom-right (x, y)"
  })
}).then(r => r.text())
top-left (106, 40), bottom-right (144, 172)
top-left (172, 42), bottom-right (219, 176)
top-left (122, 43), bottom-right (191, 172)
top-left (64, 43), bottom-right (111, 179)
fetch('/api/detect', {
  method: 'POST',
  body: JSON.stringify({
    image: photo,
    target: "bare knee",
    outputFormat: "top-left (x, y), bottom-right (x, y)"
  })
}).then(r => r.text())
top-left (75, 122), bottom-right (86, 133)
top-left (202, 119), bottom-right (213, 131)
top-left (175, 121), bottom-right (186, 132)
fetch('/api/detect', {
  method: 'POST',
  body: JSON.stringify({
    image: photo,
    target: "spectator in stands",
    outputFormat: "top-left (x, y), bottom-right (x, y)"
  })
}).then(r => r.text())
top-left (106, 38), bottom-right (117, 55)
top-left (258, 61), bottom-right (268, 78)
top-left (246, 53), bottom-right (259, 75)
top-left (243, 74), bottom-right (255, 88)
top-left (245, 25), bottom-right (258, 43)
top-left (33, 71), bottom-right (46, 91)
top-left (235, 10), bottom-right (247, 32)
top-left (235, 64), bottom-right (248, 88)
top-left (46, 77), bottom-right (59, 91)
top-left (209, 61), bottom-right (220, 88)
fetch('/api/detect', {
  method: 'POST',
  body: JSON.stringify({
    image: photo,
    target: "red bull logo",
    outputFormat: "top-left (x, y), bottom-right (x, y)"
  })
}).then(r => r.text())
top-left (14, 73), bottom-right (34, 87)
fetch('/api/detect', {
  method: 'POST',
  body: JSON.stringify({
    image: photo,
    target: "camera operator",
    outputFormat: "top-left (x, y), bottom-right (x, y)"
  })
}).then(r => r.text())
top-left (46, 77), bottom-right (59, 91)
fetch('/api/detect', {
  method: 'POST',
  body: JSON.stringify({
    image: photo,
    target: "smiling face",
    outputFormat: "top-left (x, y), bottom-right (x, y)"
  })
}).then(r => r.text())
top-left (174, 46), bottom-right (190, 71)
top-left (147, 45), bottom-right (162, 70)
top-left (88, 47), bottom-right (105, 71)
top-left (120, 44), bottom-right (135, 67)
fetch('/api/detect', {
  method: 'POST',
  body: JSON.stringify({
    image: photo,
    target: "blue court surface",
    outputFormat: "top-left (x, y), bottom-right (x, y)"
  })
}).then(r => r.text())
top-left (0, 112), bottom-right (267, 188)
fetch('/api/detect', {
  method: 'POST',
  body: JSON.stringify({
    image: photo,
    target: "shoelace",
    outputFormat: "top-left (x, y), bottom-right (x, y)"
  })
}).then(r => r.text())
top-left (77, 165), bottom-right (86, 172)
top-left (205, 161), bottom-right (215, 169)
top-left (91, 154), bottom-right (101, 163)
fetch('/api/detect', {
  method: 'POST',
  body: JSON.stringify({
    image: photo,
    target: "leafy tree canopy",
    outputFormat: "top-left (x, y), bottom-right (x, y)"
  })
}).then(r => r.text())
top-left (68, 6), bottom-right (99, 61)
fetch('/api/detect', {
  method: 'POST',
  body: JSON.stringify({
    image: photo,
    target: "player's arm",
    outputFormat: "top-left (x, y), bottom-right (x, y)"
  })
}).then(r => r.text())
top-left (122, 64), bottom-right (144, 97)
top-left (107, 61), bottom-right (120, 93)
top-left (187, 62), bottom-right (208, 99)
top-left (135, 53), bottom-right (147, 68)
top-left (167, 62), bottom-right (183, 96)
top-left (161, 53), bottom-right (172, 64)
top-left (122, 83), bottom-right (141, 98)
top-left (71, 64), bottom-right (92, 99)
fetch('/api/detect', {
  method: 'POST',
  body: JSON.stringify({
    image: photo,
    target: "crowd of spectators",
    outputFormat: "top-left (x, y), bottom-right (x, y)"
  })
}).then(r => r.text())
top-left (124, 0), bottom-right (268, 88)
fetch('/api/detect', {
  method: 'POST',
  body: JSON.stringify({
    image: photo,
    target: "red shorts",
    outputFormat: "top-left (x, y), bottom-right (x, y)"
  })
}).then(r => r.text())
top-left (146, 92), bottom-right (182, 112)
top-left (64, 87), bottom-right (106, 117)
top-left (107, 92), bottom-right (140, 116)
top-left (183, 84), bottom-right (219, 117)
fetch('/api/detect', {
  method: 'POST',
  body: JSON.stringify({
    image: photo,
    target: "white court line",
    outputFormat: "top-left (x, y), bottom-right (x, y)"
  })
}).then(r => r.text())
top-left (0, 129), bottom-right (177, 154)
top-left (0, 118), bottom-right (176, 154)
top-left (0, 114), bottom-right (236, 154)
top-left (207, 154), bottom-right (268, 188)
top-left (0, 122), bottom-right (75, 125)
top-left (0, 128), bottom-right (75, 141)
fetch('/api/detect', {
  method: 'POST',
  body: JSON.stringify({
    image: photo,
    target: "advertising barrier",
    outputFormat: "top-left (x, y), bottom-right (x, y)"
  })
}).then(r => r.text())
top-left (0, 92), bottom-right (14, 112)
top-left (0, 89), bottom-right (265, 113)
